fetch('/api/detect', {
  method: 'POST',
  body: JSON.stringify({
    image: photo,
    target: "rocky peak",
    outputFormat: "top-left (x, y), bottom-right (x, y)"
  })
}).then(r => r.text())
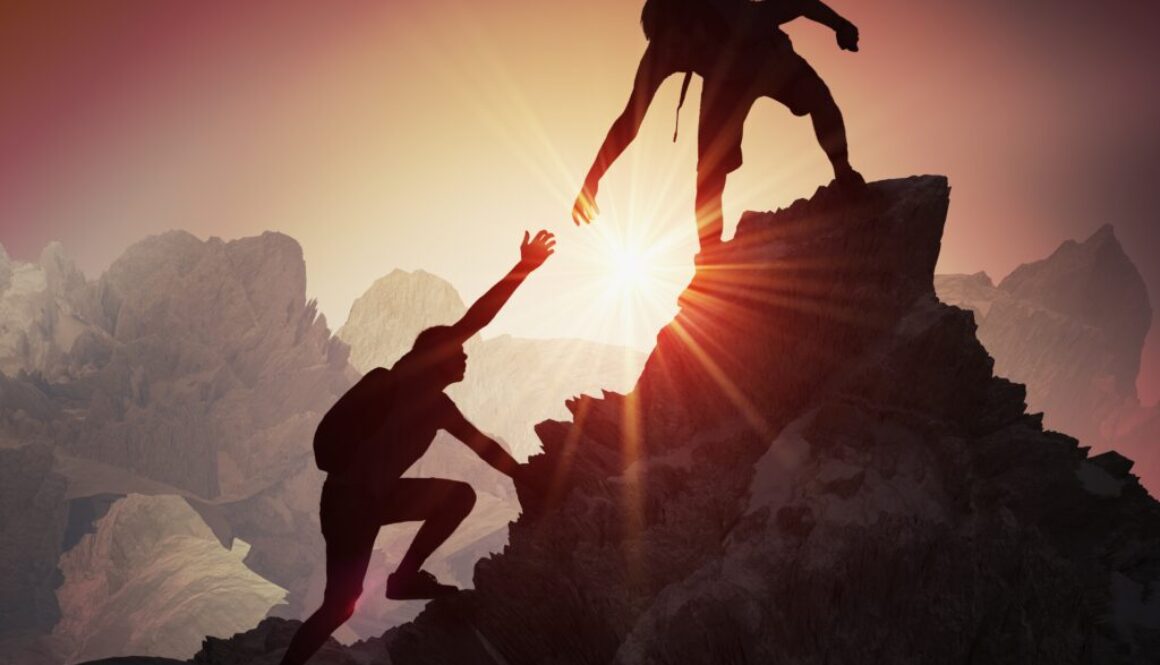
top-left (337, 269), bottom-right (468, 372)
top-left (998, 224), bottom-right (1151, 394)
top-left (375, 176), bottom-right (1159, 664)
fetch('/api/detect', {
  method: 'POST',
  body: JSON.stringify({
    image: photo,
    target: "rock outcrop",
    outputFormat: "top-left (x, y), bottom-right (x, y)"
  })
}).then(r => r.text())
top-left (51, 495), bottom-right (286, 663)
top-left (936, 225), bottom-right (1158, 494)
top-left (0, 242), bottom-right (89, 380)
top-left (0, 232), bottom-right (359, 660)
top-left (158, 176), bottom-right (1160, 665)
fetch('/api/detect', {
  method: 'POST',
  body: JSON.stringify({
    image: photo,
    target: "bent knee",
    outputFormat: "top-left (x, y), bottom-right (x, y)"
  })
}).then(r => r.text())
top-left (785, 78), bottom-right (834, 117)
top-left (319, 592), bottom-right (359, 624)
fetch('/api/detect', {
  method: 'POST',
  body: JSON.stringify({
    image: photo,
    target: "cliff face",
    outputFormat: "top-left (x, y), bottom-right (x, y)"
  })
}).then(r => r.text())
top-left (936, 225), bottom-right (1158, 494)
top-left (307, 176), bottom-right (1142, 665)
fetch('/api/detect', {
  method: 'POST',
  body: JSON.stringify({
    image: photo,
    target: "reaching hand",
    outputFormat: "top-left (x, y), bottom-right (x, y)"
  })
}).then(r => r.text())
top-left (571, 185), bottom-right (600, 225)
top-left (520, 230), bottom-right (556, 269)
top-left (836, 20), bottom-right (859, 52)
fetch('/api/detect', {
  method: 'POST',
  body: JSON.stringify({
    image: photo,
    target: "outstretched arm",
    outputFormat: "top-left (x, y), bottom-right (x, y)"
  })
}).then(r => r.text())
top-left (573, 45), bottom-right (673, 225)
top-left (447, 230), bottom-right (555, 344)
top-left (443, 401), bottom-right (520, 478)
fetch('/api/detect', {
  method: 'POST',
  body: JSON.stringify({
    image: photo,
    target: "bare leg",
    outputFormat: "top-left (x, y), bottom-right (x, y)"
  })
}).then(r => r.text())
top-left (694, 169), bottom-right (727, 255)
top-left (392, 479), bottom-right (476, 575)
top-left (280, 508), bottom-right (376, 665)
top-left (808, 91), bottom-right (861, 185)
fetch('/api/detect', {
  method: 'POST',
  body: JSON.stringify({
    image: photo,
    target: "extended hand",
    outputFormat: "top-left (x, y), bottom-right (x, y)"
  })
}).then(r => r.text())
top-left (520, 230), bottom-right (557, 269)
top-left (836, 20), bottom-right (859, 52)
top-left (571, 185), bottom-right (600, 225)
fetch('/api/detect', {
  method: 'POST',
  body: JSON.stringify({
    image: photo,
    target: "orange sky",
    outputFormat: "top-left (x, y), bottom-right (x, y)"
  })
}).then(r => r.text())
top-left (1, 0), bottom-right (1158, 402)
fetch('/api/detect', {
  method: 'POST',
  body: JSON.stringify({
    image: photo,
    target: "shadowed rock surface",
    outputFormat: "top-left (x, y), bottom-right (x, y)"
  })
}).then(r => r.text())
top-left (936, 225), bottom-right (1159, 494)
top-left (128, 176), bottom-right (1159, 665)
top-left (0, 444), bottom-right (68, 665)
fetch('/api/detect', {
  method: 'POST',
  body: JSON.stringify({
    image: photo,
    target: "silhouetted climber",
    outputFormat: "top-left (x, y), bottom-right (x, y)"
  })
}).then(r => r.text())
top-left (572, 0), bottom-right (864, 254)
top-left (279, 230), bottom-right (556, 665)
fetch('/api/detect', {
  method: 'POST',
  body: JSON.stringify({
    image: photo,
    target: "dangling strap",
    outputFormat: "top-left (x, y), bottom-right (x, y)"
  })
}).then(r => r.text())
top-left (672, 70), bottom-right (693, 142)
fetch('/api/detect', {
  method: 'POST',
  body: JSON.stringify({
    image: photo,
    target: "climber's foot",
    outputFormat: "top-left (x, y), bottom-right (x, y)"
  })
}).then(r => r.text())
top-left (386, 570), bottom-right (458, 600)
top-left (833, 166), bottom-right (867, 196)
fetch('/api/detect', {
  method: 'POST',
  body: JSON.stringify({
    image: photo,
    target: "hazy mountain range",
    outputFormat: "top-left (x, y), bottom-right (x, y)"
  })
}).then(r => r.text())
top-left (0, 207), bottom-right (1155, 663)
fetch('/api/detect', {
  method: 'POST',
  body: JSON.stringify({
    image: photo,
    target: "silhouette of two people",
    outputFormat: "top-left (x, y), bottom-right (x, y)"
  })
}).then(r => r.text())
top-left (280, 231), bottom-right (556, 665)
top-left (282, 2), bottom-right (866, 662)
top-left (572, 0), bottom-right (864, 254)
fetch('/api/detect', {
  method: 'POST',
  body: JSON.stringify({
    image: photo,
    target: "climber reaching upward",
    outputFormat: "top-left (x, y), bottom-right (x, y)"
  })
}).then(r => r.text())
top-left (280, 230), bottom-right (556, 665)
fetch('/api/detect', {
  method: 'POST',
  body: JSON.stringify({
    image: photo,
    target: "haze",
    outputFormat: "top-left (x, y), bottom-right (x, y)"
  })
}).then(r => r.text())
top-left (1, 0), bottom-right (1157, 400)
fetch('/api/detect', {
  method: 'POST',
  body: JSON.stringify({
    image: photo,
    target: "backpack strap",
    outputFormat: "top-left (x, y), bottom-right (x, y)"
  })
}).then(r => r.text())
top-left (672, 70), bottom-right (693, 142)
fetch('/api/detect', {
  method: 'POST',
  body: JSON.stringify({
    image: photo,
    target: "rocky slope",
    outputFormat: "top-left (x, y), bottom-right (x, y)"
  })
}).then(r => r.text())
top-left (936, 225), bottom-right (1159, 494)
top-left (141, 175), bottom-right (1160, 665)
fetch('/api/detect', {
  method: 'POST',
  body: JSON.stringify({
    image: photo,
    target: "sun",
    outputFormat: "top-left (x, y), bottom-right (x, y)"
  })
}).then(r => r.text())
top-left (610, 245), bottom-right (650, 291)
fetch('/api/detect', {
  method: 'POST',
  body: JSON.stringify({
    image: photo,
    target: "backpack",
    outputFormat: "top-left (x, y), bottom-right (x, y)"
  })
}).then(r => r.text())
top-left (313, 367), bottom-right (396, 473)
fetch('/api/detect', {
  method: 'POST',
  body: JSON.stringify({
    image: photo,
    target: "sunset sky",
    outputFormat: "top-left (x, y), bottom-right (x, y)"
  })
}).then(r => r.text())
top-left (1, 0), bottom-right (1158, 402)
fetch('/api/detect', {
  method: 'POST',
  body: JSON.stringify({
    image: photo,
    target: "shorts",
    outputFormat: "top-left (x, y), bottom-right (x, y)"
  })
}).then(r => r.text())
top-left (697, 46), bottom-right (829, 180)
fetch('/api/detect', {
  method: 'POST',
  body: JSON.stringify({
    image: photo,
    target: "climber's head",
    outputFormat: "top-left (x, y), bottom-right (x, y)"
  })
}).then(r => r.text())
top-left (403, 325), bottom-right (467, 387)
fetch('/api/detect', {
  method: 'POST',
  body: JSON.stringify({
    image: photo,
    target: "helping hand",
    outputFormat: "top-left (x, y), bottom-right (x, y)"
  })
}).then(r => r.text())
top-left (836, 20), bottom-right (859, 52)
top-left (520, 230), bottom-right (557, 269)
top-left (571, 184), bottom-right (600, 225)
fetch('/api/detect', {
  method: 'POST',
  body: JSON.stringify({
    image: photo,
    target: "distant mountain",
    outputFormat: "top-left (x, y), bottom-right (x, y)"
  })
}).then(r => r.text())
top-left (0, 232), bottom-right (357, 662)
top-left (337, 269), bottom-right (470, 370)
top-left (935, 224), bottom-right (1158, 493)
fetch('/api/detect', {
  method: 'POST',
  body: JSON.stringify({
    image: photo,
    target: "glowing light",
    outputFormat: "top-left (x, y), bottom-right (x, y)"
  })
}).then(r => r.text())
top-left (609, 244), bottom-right (652, 292)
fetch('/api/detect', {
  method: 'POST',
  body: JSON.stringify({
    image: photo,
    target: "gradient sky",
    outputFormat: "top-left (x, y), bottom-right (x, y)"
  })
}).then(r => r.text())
top-left (1, 0), bottom-right (1158, 402)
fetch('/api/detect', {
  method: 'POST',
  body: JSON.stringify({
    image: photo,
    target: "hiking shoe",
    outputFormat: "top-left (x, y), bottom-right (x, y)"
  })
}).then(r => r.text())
top-left (386, 570), bottom-right (458, 600)
top-left (833, 166), bottom-right (867, 194)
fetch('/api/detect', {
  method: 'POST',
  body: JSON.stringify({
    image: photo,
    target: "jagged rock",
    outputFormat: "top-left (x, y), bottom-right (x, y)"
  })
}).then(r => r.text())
top-left (0, 231), bottom-right (359, 657)
top-left (51, 495), bottom-right (286, 663)
top-left (936, 225), bottom-right (1158, 493)
top-left (0, 242), bottom-right (90, 380)
top-left (366, 176), bottom-right (1159, 664)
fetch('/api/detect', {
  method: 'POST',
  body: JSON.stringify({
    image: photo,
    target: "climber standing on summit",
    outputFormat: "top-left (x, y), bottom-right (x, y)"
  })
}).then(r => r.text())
top-left (572, 0), bottom-right (864, 257)
top-left (279, 230), bottom-right (556, 665)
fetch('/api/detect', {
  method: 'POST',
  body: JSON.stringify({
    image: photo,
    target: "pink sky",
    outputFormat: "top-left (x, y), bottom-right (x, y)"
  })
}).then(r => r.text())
top-left (1, 0), bottom-right (1157, 402)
